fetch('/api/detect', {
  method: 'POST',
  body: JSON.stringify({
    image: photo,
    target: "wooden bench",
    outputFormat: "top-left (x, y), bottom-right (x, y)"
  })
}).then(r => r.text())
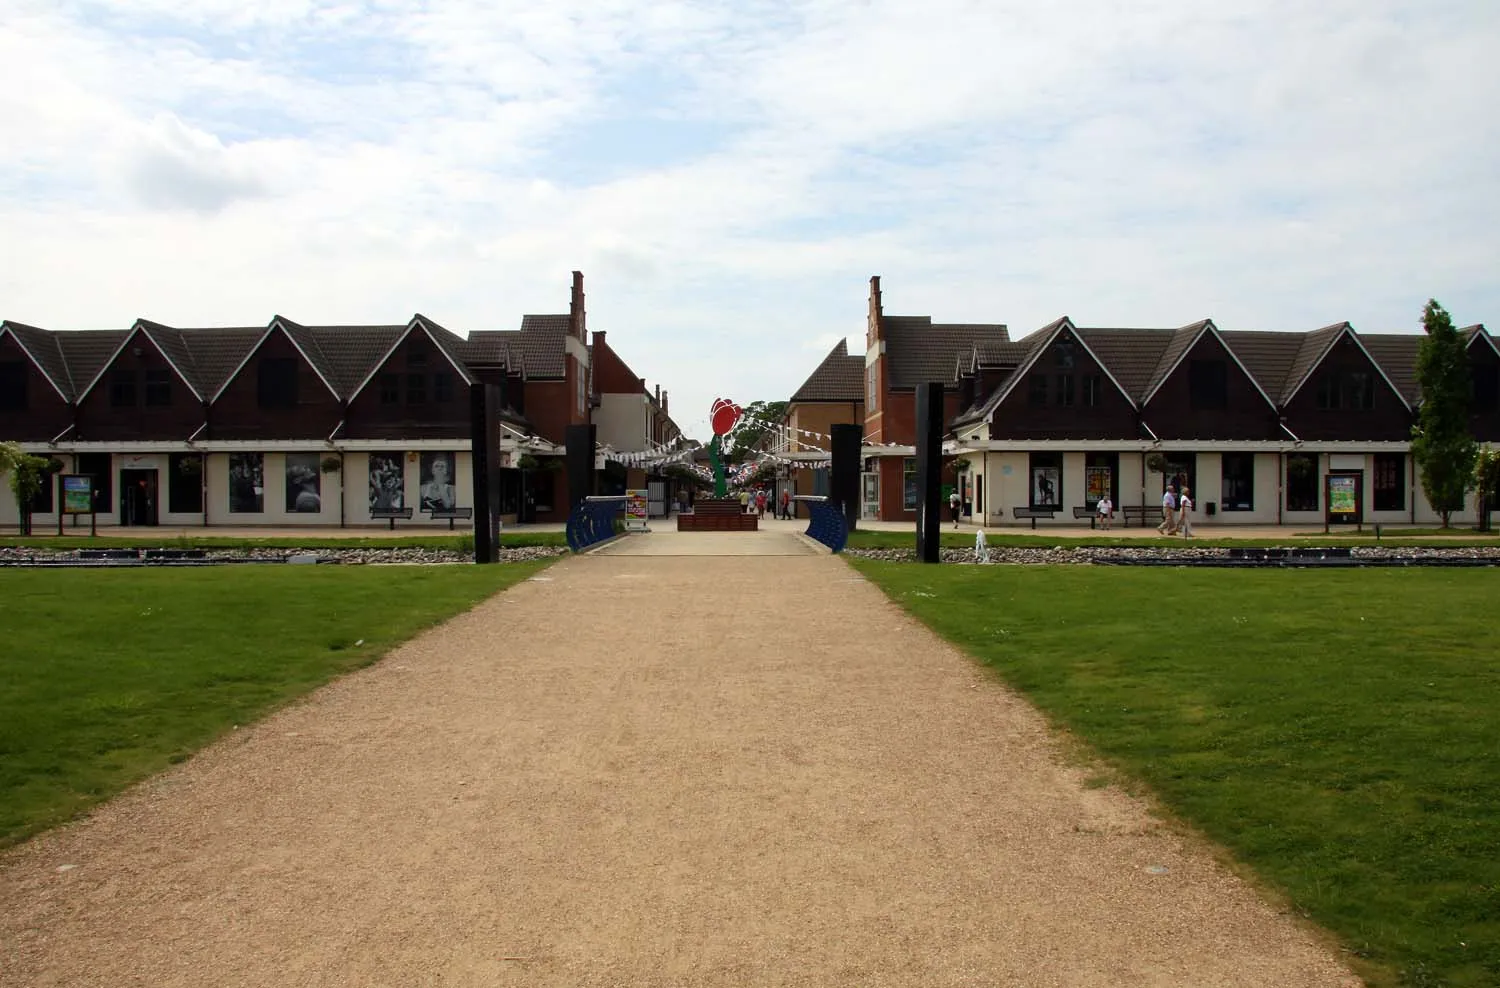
top-left (1011, 506), bottom-right (1056, 529)
top-left (1072, 506), bottom-right (1098, 529)
top-left (372, 506), bottom-right (414, 530)
top-left (428, 506), bottom-right (473, 530)
top-left (1120, 505), bottom-right (1156, 528)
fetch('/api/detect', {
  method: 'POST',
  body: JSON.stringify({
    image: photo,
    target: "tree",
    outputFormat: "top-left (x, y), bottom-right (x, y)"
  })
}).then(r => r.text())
top-left (1410, 299), bottom-right (1477, 528)
top-left (0, 442), bottom-right (54, 537)
top-left (725, 400), bottom-right (789, 463)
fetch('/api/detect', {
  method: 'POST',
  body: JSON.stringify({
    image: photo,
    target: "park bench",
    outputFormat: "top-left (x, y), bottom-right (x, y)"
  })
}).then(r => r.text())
top-left (371, 506), bottom-right (414, 530)
top-left (1011, 506), bottom-right (1056, 529)
top-left (1072, 506), bottom-right (1099, 528)
top-left (1120, 505), bottom-right (1156, 528)
top-left (427, 506), bottom-right (473, 530)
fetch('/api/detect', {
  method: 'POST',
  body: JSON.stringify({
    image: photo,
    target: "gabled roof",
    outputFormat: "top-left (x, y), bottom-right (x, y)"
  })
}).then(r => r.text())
top-left (0, 321), bottom-right (71, 402)
top-left (790, 339), bottom-right (864, 403)
top-left (1133, 319), bottom-right (1281, 414)
top-left (1463, 324), bottom-right (1498, 358)
top-left (967, 317), bottom-right (1139, 424)
top-left (1216, 331), bottom-right (1306, 403)
top-left (207, 319), bottom-right (342, 403)
top-left (1280, 322), bottom-right (1411, 411)
top-left (467, 313), bottom-right (569, 379)
top-left (344, 315), bottom-right (479, 405)
top-left (1358, 334), bottom-right (1424, 405)
top-left (76, 321), bottom-right (207, 404)
top-left (882, 317), bottom-right (1009, 389)
top-left (53, 330), bottom-right (131, 398)
top-left (1073, 328), bottom-right (1176, 401)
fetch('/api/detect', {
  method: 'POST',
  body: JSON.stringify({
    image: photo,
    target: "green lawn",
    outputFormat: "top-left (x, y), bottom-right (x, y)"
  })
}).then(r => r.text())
top-left (843, 529), bottom-right (1500, 551)
top-left (0, 563), bottom-right (549, 848)
top-left (851, 562), bottom-right (1500, 988)
top-left (0, 531), bottom-right (567, 550)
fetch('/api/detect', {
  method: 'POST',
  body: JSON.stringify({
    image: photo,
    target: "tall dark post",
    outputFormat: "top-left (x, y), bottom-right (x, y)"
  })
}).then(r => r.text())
top-left (830, 423), bottom-right (862, 532)
top-left (469, 382), bottom-right (501, 564)
top-left (565, 424), bottom-right (597, 514)
top-left (914, 382), bottom-right (944, 563)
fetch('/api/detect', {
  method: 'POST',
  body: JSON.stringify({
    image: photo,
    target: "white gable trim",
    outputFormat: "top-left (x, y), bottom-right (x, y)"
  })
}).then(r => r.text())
top-left (75, 322), bottom-right (205, 405)
top-left (0, 324), bottom-right (71, 403)
top-left (982, 318), bottom-right (1138, 423)
top-left (344, 317), bottom-right (475, 406)
top-left (1141, 320), bottom-right (1281, 414)
top-left (1467, 326), bottom-right (1500, 358)
top-left (1283, 324), bottom-right (1412, 413)
top-left (208, 320), bottom-right (341, 403)
top-left (408, 316), bottom-right (477, 386)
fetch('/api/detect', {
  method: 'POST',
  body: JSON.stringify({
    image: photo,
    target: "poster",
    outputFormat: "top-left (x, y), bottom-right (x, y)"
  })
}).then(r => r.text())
top-left (61, 475), bottom-right (93, 514)
top-left (625, 489), bottom-right (649, 531)
top-left (1328, 475), bottom-right (1358, 515)
top-left (369, 453), bottom-right (405, 512)
top-left (419, 452), bottom-right (457, 512)
top-left (284, 453), bottom-right (322, 513)
top-left (1085, 466), bottom-right (1111, 505)
top-left (229, 453), bottom-right (264, 513)
top-left (1031, 465), bottom-right (1061, 508)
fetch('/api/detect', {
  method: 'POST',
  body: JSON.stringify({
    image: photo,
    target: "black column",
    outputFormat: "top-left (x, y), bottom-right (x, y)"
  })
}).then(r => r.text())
top-left (914, 382), bottom-right (944, 563)
top-left (830, 423), bottom-right (862, 532)
top-left (565, 424), bottom-right (597, 514)
top-left (469, 382), bottom-right (501, 564)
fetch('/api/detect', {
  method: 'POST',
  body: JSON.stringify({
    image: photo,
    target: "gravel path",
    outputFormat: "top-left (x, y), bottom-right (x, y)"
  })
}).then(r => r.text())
top-left (0, 551), bottom-right (1359, 987)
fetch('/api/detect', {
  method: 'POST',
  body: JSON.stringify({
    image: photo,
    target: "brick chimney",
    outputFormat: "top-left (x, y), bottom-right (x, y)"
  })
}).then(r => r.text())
top-left (866, 275), bottom-right (884, 349)
top-left (662, 391), bottom-right (668, 414)
top-left (654, 384), bottom-right (661, 405)
top-left (569, 271), bottom-right (586, 342)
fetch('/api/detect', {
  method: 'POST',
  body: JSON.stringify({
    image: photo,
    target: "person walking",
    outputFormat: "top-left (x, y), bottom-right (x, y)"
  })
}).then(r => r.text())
top-left (1178, 486), bottom-right (1195, 538)
top-left (780, 488), bottom-right (791, 520)
top-left (949, 489), bottom-right (961, 529)
top-left (1097, 495), bottom-right (1113, 530)
top-left (1158, 484), bottom-right (1177, 534)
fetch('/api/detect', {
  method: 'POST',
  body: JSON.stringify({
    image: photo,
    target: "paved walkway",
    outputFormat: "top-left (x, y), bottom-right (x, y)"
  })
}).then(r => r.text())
top-left (0, 547), bottom-right (1358, 987)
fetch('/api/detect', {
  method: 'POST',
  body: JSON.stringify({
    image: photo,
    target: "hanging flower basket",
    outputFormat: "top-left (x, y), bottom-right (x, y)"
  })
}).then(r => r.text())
top-left (320, 455), bottom-right (343, 474)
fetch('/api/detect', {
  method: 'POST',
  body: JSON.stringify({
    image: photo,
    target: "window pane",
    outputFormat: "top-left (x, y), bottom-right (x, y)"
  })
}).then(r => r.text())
top-left (1287, 453), bottom-right (1318, 511)
top-left (434, 372), bottom-right (454, 403)
top-left (144, 369), bottom-right (171, 407)
top-left (169, 453), bottom-right (204, 513)
top-left (378, 373), bottom-right (400, 404)
top-left (257, 358), bottom-right (298, 408)
top-left (1373, 453), bottom-right (1405, 511)
top-left (408, 373), bottom-right (426, 404)
top-left (109, 371), bottom-right (136, 407)
top-left (1220, 453), bottom-right (1254, 510)
top-left (0, 362), bottom-right (26, 410)
top-left (902, 457), bottom-right (918, 510)
top-left (1029, 452), bottom-right (1061, 508)
top-left (1028, 375), bottom-right (1047, 405)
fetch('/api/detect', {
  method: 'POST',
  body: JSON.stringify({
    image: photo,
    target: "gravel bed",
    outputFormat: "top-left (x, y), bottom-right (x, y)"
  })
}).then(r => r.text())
top-left (847, 544), bottom-right (1500, 564)
top-left (0, 546), bottom-right (567, 566)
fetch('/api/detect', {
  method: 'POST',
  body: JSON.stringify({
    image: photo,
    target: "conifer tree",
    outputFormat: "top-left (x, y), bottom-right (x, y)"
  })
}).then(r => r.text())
top-left (1410, 300), bottom-right (1476, 527)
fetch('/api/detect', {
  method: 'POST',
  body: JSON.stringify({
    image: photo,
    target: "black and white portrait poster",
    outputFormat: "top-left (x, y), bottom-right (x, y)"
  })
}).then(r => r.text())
top-left (229, 453), bottom-right (264, 513)
top-left (419, 452), bottom-right (457, 512)
top-left (285, 453), bottom-right (322, 513)
top-left (1032, 464), bottom-right (1061, 508)
top-left (369, 453), bottom-right (405, 513)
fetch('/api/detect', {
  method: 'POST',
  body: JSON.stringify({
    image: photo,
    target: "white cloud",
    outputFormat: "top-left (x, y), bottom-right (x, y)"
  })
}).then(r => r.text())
top-left (1, 0), bottom-right (1497, 438)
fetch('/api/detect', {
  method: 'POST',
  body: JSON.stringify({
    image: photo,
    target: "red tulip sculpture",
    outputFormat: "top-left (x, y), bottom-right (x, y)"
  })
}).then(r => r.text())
top-left (708, 398), bottom-right (743, 496)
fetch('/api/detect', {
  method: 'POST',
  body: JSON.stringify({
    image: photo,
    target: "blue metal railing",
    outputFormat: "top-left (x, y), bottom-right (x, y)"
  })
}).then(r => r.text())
top-left (566, 496), bottom-right (628, 552)
top-left (795, 495), bottom-right (848, 553)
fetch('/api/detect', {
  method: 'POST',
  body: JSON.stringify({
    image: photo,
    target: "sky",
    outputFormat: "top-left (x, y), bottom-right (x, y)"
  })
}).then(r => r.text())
top-left (3, 0), bottom-right (1498, 442)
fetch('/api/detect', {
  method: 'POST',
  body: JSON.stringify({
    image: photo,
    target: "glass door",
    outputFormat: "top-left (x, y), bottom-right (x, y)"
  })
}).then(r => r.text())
top-left (861, 472), bottom-right (879, 519)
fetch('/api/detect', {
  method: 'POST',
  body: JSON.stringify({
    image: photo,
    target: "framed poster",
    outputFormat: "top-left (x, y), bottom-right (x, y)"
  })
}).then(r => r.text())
top-left (228, 453), bottom-right (265, 513)
top-left (1085, 466), bottom-right (1111, 506)
top-left (1031, 464), bottom-right (1061, 509)
top-left (1325, 473), bottom-right (1362, 525)
top-left (369, 453), bottom-right (405, 512)
top-left (284, 453), bottom-right (322, 513)
top-left (419, 452), bottom-right (457, 512)
top-left (60, 475), bottom-right (93, 514)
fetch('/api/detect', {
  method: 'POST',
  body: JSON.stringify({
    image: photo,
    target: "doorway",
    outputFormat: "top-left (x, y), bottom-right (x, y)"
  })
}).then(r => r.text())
top-left (120, 469), bottom-right (159, 526)
top-left (861, 471), bottom-right (879, 519)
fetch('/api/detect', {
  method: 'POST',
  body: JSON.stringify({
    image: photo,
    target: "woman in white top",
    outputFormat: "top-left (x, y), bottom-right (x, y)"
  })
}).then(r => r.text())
top-left (1178, 487), bottom-right (1195, 538)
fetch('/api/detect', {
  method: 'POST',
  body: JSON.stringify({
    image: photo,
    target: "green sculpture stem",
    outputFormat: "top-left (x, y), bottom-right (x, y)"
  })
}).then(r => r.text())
top-left (710, 434), bottom-right (727, 497)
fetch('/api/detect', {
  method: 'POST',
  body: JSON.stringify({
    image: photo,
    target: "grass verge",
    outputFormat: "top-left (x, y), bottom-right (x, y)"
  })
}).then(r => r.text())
top-left (0, 532), bottom-right (567, 550)
top-left (844, 529), bottom-right (1500, 551)
top-left (850, 562), bottom-right (1500, 988)
top-left (0, 562), bottom-right (550, 849)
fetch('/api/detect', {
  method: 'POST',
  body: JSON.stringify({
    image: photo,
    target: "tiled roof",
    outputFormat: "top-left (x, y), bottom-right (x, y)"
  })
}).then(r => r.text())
top-left (882, 317), bottom-right (1008, 389)
top-left (172, 326), bottom-right (263, 398)
top-left (469, 314), bottom-right (569, 378)
top-left (1216, 331), bottom-right (1305, 404)
top-left (303, 325), bottom-right (409, 396)
top-left (2, 321), bottom-right (72, 399)
top-left (53, 330), bottom-right (132, 399)
top-left (790, 339), bottom-right (864, 402)
top-left (413, 315), bottom-right (477, 384)
top-left (1280, 322), bottom-right (1349, 404)
top-left (1360, 334), bottom-right (1424, 404)
top-left (1141, 321), bottom-right (1211, 401)
top-left (1074, 328), bottom-right (1177, 401)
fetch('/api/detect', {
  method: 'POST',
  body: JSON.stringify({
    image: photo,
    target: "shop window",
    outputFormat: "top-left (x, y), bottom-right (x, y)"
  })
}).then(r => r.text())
top-left (0, 362), bottom-right (25, 410)
top-left (257, 358), bottom-right (298, 409)
top-left (144, 369), bottom-right (172, 407)
top-left (30, 470), bottom-right (54, 513)
top-left (1286, 453), bottom-right (1319, 511)
top-left (1220, 453), bottom-right (1254, 510)
top-left (77, 453), bottom-right (112, 511)
top-left (169, 453), bottom-right (204, 513)
top-left (1374, 453), bottom-right (1405, 511)
top-left (902, 457), bottom-right (918, 510)
top-left (1029, 452), bottom-right (1062, 509)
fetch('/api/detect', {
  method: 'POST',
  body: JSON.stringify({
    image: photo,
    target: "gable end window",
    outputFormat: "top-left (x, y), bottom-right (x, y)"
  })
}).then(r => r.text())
top-left (1082, 375), bottom-right (1100, 407)
top-left (378, 373), bottom-right (400, 404)
top-left (257, 358), bottom-right (299, 409)
top-left (407, 373), bottom-right (427, 405)
top-left (434, 372), bottom-right (454, 403)
top-left (109, 370), bottom-right (137, 407)
top-left (144, 369), bottom-right (172, 407)
top-left (1316, 371), bottom-right (1374, 411)
top-left (1028, 374), bottom-right (1047, 406)
top-left (0, 362), bottom-right (26, 410)
top-left (1056, 374), bottom-right (1075, 407)
top-left (1189, 360), bottom-right (1228, 410)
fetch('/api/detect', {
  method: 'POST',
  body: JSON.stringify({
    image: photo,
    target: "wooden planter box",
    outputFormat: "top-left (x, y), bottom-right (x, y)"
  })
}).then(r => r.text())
top-left (678, 498), bottom-right (759, 531)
